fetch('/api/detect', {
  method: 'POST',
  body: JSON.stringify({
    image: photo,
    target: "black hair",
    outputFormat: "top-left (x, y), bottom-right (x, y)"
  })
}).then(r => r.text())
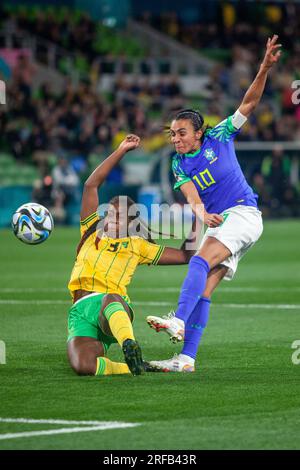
top-left (106, 196), bottom-right (154, 242)
top-left (77, 195), bottom-right (175, 255)
top-left (175, 109), bottom-right (204, 130)
top-left (109, 195), bottom-right (175, 243)
top-left (170, 109), bottom-right (212, 144)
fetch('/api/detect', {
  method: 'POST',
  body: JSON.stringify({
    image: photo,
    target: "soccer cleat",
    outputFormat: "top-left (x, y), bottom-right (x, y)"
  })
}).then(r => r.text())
top-left (142, 361), bottom-right (164, 373)
top-left (122, 339), bottom-right (144, 376)
top-left (146, 311), bottom-right (185, 343)
top-left (148, 354), bottom-right (195, 373)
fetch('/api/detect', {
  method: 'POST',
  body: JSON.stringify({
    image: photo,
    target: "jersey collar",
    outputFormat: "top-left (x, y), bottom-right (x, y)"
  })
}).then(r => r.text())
top-left (177, 147), bottom-right (201, 158)
top-left (184, 149), bottom-right (201, 157)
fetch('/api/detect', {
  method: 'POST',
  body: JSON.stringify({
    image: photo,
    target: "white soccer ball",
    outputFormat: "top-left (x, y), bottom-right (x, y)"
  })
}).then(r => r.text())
top-left (12, 203), bottom-right (54, 245)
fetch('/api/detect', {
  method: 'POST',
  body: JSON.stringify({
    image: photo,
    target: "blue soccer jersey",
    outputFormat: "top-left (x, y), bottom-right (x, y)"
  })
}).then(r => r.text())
top-left (172, 115), bottom-right (258, 214)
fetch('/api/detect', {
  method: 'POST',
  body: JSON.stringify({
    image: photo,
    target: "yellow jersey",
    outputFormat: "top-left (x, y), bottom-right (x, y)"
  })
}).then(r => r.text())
top-left (68, 212), bottom-right (164, 301)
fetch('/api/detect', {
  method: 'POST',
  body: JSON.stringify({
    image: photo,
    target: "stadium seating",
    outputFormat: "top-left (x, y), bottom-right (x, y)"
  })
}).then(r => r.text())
top-left (0, 153), bottom-right (39, 187)
top-left (0, 2), bottom-right (299, 226)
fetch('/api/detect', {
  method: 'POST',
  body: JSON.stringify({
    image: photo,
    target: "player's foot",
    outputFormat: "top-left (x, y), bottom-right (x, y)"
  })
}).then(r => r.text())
top-left (122, 339), bottom-right (144, 376)
top-left (148, 354), bottom-right (195, 373)
top-left (146, 311), bottom-right (184, 343)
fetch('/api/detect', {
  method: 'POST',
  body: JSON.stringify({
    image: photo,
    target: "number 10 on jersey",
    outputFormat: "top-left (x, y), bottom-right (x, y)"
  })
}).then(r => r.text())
top-left (193, 169), bottom-right (216, 190)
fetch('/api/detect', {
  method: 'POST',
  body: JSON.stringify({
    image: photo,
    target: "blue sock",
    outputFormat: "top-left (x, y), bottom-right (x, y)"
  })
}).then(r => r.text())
top-left (181, 297), bottom-right (211, 360)
top-left (175, 256), bottom-right (210, 323)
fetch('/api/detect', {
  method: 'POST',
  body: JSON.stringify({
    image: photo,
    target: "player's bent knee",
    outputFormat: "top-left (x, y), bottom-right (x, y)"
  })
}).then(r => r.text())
top-left (102, 293), bottom-right (124, 308)
top-left (99, 294), bottom-right (132, 338)
top-left (101, 293), bottom-right (131, 317)
top-left (67, 341), bottom-right (98, 376)
top-left (70, 354), bottom-right (96, 376)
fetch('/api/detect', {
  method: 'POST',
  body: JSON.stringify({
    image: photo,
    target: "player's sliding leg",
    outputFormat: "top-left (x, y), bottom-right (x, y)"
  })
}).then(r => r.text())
top-left (68, 337), bottom-right (132, 375)
top-left (100, 294), bottom-right (144, 376)
top-left (147, 238), bottom-right (231, 342)
top-left (149, 266), bottom-right (228, 372)
top-left (95, 357), bottom-right (130, 375)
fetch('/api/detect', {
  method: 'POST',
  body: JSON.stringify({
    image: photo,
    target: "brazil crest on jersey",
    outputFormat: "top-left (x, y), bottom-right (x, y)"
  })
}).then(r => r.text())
top-left (172, 115), bottom-right (258, 214)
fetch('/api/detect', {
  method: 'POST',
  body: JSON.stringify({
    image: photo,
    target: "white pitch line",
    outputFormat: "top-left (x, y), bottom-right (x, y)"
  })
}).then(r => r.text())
top-left (0, 300), bottom-right (299, 309)
top-left (0, 424), bottom-right (138, 441)
top-left (135, 302), bottom-right (300, 310)
top-left (216, 303), bottom-right (300, 310)
top-left (0, 286), bottom-right (300, 293)
top-left (0, 418), bottom-right (130, 425)
top-left (200, 286), bottom-right (300, 293)
top-left (138, 302), bottom-right (300, 310)
top-left (0, 417), bottom-right (139, 441)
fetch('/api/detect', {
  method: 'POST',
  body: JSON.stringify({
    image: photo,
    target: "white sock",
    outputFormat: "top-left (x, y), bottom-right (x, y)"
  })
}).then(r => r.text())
top-left (178, 353), bottom-right (195, 365)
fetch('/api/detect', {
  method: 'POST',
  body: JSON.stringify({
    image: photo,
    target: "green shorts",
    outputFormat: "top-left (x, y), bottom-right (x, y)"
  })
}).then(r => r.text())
top-left (67, 293), bottom-right (134, 354)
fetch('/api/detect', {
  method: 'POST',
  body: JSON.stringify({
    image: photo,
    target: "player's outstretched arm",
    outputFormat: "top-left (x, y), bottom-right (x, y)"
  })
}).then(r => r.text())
top-left (180, 181), bottom-right (223, 228)
top-left (238, 34), bottom-right (281, 118)
top-left (80, 134), bottom-right (140, 220)
top-left (157, 216), bottom-right (201, 265)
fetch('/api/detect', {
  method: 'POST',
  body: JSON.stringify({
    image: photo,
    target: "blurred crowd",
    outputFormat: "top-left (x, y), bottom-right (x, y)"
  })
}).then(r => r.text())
top-left (0, 60), bottom-right (185, 221)
top-left (139, 2), bottom-right (300, 143)
top-left (2, 3), bottom-right (299, 143)
top-left (14, 9), bottom-right (98, 62)
top-left (0, 62), bottom-right (184, 166)
top-left (138, 2), bottom-right (300, 53)
top-left (251, 145), bottom-right (299, 218)
top-left (0, 1), bottom-right (299, 220)
top-left (0, 4), bottom-right (145, 74)
top-left (1, 64), bottom-right (298, 219)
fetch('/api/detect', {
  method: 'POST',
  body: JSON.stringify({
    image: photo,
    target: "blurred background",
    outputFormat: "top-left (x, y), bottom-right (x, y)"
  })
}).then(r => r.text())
top-left (0, 0), bottom-right (299, 227)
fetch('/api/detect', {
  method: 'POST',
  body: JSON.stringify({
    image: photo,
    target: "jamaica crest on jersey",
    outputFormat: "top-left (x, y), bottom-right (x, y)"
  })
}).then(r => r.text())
top-left (204, 148), bottom-right (218, 164)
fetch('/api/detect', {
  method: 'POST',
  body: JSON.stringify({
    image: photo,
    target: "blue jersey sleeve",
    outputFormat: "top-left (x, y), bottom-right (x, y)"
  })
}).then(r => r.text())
top-left (205, 115), bottom-right (240, 143)
top-left (172, 155), bottom-right (191, 191)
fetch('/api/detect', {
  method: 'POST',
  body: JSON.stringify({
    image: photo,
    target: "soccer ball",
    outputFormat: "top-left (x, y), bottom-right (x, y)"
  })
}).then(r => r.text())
top-left (12, 203), bottom-right (54, 245)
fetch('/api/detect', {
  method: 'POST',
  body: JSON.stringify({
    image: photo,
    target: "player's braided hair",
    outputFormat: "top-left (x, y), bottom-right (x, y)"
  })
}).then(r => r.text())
top-left (77, 195), bottom-right (175, 255)
top-left (109, 196), bottom-right (175, 243)
top-left (109, 195), bottom-right (156, 243)
top-left (171, 109), bottom-right (212, 144)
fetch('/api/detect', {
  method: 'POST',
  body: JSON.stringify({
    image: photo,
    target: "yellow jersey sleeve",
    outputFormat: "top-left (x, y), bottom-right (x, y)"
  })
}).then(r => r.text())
top-left (138, 238), bottom-right (165, 265)
top-left (80, 212), bottom-right (100, 236)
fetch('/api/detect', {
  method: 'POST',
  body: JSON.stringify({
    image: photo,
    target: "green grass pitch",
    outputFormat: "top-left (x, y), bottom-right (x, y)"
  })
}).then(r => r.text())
top-left (0, 220), bottom-right (299, 450)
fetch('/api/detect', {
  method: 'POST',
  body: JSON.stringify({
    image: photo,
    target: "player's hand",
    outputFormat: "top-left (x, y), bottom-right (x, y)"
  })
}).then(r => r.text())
top-left (261, 35), bottom-right (282, 69)
top-left (204, 211), bottom-right (223, 228)
top-left (118, 134), bottom-right (140, 153)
